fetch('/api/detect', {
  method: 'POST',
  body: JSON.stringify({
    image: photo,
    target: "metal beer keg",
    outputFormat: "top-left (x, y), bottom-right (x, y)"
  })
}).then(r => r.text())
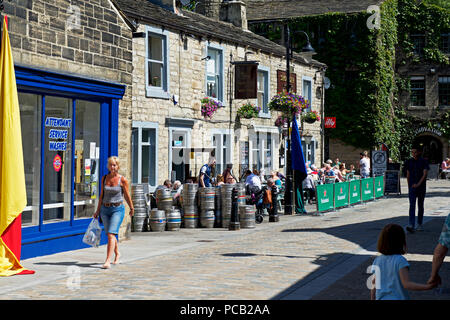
top-left (200, 210), bottom-right (215, 228)
top-left (167, 208), bottom-right (182, 231)
top-left (199, 187), bottom-right (215, 211)
top-left (239, 205), bottom-right (256, 229)
top-left (183, 205), bottom-right (198, 228)
top-left (156, 188), bottom-right (173, 211)
top-left (235, 183), bottom-right (247, 207)
top-left (149, 209), bottom-right (166, 232)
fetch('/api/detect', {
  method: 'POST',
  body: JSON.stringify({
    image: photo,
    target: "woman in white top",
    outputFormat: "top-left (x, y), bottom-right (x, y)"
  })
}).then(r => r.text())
top-left (359, 151), bottom-right (371, 178)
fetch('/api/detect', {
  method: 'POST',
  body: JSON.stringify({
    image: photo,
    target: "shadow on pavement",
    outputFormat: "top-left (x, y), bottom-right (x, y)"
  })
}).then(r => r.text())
top-left (33, 261), bottom-right (103, 269)
top-left (273, 215), bottom-right (449, 300)
top-left (222, 252), bottom-right (316, 259)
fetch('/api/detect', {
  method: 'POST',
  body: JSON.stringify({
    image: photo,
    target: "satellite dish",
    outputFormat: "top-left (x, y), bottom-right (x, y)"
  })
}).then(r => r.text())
top-left (324, 77), bottom-right (331, 90)
top-left (180, 0), bottom-right (191, 5)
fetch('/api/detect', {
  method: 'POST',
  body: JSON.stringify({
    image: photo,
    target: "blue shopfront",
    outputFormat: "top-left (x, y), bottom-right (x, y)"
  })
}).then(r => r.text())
top-left (16, 65), bottom-right (126, 259)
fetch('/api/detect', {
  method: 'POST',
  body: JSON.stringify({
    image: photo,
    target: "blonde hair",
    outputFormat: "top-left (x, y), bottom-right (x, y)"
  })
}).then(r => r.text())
top-left (107, 156), bottom-right (120, 170)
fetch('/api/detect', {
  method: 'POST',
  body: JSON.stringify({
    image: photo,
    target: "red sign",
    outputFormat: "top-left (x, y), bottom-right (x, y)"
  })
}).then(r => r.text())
top-left (53, 154), bottom-right (62, 172)
top-left (325, 117), bottom-right (336, 128)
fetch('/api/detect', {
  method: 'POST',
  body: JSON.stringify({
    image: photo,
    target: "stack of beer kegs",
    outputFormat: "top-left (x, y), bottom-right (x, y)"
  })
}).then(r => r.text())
top-left (220, 184), bottom-right (235, 228)
top-left (199, 187), bottom-right (215, 228)
top-left (131, 184), bottom-right (149, 232)
top-left (182, 183), bottom-right (198, 228)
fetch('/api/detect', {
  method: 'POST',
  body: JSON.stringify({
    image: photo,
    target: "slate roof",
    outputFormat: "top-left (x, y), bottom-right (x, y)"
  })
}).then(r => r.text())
top-left (244, 0), bottom-right (386, 21)
top-left (111, 0), bottom-right (326, 68)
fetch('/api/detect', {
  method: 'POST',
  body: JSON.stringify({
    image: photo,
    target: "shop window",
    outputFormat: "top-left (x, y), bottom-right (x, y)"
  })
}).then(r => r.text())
top-left (302, 139), bottom-right (316, 167)
top-left (74, 100), bottom-right (101, 219)
top-left (132, 122), bottom-right (158, 189)
top-left (206, 45), bottom-right (224, 103)
top-left (19, 93), bottom-right (42, 226)
top-left (439, 76), bottom-right (450, 106)
top-left (146, 26), bottom-right (169, 99)
top-left (257, 67), bottom-right (270, 117)
top-left (410, 77), bottom-right (426, 106)
top-left (302, 76), bottom-right (313, 112)
top-left (43, 96), bottom-right (73, 223)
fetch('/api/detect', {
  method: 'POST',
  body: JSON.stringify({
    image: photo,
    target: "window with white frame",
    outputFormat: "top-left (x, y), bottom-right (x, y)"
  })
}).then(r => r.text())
top-left (212, 132), bottom-right (231, 176)
top-left (301, 139), bottom-right (316, 167)
top-left (206, 46), bottom-right (224, 102)
top-left (250, 131), bottom-right (274, 173)
top-left (302, 76), bottom-right (312, 112)
top-left (132, 122), bottom-right (158, 189)
top-left (257, 67), bottom-right (270, 117)
top-left (146, 26), bottom-right (169, 98)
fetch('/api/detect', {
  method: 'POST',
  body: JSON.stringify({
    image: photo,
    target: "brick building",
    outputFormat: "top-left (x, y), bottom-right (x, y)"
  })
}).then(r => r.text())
top-left (112, 0), bottom-right (326, 190)
top-left (1, 0), bottom-right (133, 258)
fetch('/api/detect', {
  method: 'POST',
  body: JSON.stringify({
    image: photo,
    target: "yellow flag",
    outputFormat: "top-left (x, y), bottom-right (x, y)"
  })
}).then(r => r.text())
top-left (0, 16), bottom-right (27, 276)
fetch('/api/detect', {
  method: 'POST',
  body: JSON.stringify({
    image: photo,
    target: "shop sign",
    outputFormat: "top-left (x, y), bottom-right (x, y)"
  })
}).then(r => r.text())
top-left (234, 62), bottom-right (258, 99)
top-left (415, 127), bottom-right (442, 136)
top-left (53, 154), bottom-right (62, 172)
top-left (324, 117), bottom-right (336, 128)
top-left (277, 70), bottom-right (297, 93)
top-left (46, 117), bottom-right (72, 151)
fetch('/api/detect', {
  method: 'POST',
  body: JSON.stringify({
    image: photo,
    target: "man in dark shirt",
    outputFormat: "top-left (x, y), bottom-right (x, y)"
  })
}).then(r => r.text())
top-left (406, 146), bottom-right (429, 233)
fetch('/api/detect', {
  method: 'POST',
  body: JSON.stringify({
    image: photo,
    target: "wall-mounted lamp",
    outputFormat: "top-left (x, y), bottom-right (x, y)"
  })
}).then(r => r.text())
top-left (430, 68), bottom-right (436, 75)
top-left (172, 95), bottom-right (179, 105)
top-left (201, 55), bottom-right (211, 61)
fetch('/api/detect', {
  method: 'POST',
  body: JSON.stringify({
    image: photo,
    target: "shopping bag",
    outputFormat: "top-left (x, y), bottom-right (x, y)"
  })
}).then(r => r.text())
top-left (82, 218), bottom-right (102, 248)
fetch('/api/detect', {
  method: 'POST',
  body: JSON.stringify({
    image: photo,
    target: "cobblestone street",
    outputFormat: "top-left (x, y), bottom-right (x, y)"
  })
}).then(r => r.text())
top-left (1, 179), bottom-right (449, 301)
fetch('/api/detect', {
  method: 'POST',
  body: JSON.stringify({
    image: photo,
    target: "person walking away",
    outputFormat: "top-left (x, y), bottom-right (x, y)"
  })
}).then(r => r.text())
top-left (94, 156), bottom-right (134, 269)
top-left (199, 157), bottom-right (216, 187)
top-left (427, 213), bottom-right (450, 287)
top-left (405, 146), bottom-right (429, 233)
top-left (359, 151), bottom-right (371, 178)
top-left (369, 224), bottom-right (437, 300)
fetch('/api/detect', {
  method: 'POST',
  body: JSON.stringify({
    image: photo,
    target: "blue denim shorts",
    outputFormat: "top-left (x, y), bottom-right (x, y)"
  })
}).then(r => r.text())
top-left (100, 204), bottom-right (125, 235)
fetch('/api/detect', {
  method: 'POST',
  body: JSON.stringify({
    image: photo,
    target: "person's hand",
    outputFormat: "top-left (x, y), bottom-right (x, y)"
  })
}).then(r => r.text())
top-left (93, 210), bottom-right (99, 219)
top-left (129, 207), bottom-right (134, 217)
top-left (412, 183), bottom-right (418, 188)
top-left (427, 274), bottom-right (441, 286)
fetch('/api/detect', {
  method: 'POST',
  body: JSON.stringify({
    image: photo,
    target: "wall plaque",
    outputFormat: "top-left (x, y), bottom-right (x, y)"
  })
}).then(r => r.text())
top-left (277, 70), bottom-right (297, 93)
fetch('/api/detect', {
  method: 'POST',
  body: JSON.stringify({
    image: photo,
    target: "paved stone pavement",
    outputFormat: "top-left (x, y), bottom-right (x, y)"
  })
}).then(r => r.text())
top-left (0, 178), bottom-right (449, 301)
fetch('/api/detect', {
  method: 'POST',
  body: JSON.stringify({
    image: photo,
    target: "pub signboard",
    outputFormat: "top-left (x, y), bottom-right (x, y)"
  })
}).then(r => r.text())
top-left (234, 62), bottom-right (258, 99)
top-left (277, 70), bottom-right (297, 93)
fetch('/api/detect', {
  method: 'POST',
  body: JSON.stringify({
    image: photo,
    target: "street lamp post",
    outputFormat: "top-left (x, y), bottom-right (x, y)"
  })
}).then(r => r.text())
top-left (283, 24), bottom-right (315, 215)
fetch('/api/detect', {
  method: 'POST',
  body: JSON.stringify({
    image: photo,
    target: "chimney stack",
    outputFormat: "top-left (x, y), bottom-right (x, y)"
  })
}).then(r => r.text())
top-left (220, 1), bottom-right (248, 30)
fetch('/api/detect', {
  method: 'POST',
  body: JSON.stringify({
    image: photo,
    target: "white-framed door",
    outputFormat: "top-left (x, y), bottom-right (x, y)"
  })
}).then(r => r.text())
top-left (169, 127), bottom-right (191, 182)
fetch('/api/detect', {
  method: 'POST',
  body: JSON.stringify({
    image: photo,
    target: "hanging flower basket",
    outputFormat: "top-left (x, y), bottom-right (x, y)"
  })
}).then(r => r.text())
top-left (237, 102), bottom-right (261, 119)
top-left (303, 110), bottom-right (320, 124)
top-left (268, 91), bottom-right (309, 120)
top-left (274, 115), bottom-right (288, 128)
top-left (201, 97), bottom-right (222, 119)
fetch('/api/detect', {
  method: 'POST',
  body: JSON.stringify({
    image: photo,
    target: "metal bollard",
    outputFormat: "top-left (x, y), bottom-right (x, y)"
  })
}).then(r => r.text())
top-left (228, 187), bottom-right (240, 231)
top-left (269, 185), bottom-right (279, 222)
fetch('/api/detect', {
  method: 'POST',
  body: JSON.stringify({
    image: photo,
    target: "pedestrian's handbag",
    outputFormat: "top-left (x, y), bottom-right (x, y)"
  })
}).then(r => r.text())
top-left (82, 218), bottom-right (102, 248)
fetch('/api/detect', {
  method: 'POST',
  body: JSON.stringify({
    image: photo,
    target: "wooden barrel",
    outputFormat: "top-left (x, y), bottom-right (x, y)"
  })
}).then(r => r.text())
top-left (149, 209), bottom-right (166, 232)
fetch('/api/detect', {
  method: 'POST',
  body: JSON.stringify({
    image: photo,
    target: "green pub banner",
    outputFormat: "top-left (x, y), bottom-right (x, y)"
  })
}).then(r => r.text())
top-left (316, 183), bottom-right (334, 212)
top-left (334, 182), bottom-right (349, 208)
top-left (361, 178), bottom-right (374, 201)
top-left (349, 180), bottom-right (361, 205)
top-left (374, 175), bottom-right (384, 198)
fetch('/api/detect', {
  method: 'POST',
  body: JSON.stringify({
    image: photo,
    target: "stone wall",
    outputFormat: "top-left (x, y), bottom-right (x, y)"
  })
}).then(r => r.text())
top-left (131, 22), bottom-right (324, 186)
top-left (4, 0), bottom-right (134, 240)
